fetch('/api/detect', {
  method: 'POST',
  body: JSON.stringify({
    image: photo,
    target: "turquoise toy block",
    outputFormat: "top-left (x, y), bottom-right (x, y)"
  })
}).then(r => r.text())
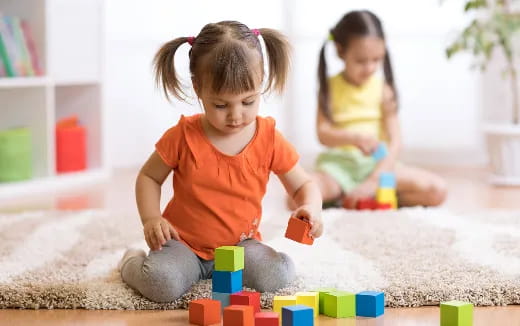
top-left (379, 172), bottom-right (396, 188)
top-left (372, 142), bottom-right (388, 161)
top-left (212, 270), bottom-right (242, 293)
top-left (440, 300), bottom-right (473, 326)
top-left (356, 291), bottom-right (385, 317)
top-left (212, 291), bottom-right (230, 311)
top-left (282, 305), bottom-right (314, 326)
top-left (215, 246), bottom-right (244, 272)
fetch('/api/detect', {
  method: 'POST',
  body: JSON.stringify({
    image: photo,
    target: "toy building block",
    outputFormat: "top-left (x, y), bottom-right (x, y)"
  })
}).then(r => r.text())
top-left (254, 312), bottom-right (279, 326)
top-left (440, 300), bottom-right (473, 326)
top-left (273, 295), bottom-right (297, 315)
top-left (215, 246), bottom-right (244, 272)
top-left (323, 291), bottom-right (356, 318)
top-left (230, 291), bottom-right (261, 313)
top-left (376, 188), bottom-right (397, 209)
top-left (285, 216), bottom-right (314, 245)
top-left (282, 305), bottom-right (314, 326)
top-left (355, 198), bottom-right (378, 210)
top-left (212, 292), bottom-right (231, 311)
top-left (356, 291), bottom-right (385, 317)
top-left (372, 143), bottom-right (388, 161)
top-left (310, 288), bottom-right (336, 314)
top-left (379, 172), bottom-right (396, 188)
top-left (189, 299), bottom-right (221, 326)
top-left (223, 305), bottom-right (254, 326)
top-left (212, 270), bottom-right (243, 293)
top-left (295, 292), bottom-right (319, 317)
top-left (376, 202), bottom-right (392, 210)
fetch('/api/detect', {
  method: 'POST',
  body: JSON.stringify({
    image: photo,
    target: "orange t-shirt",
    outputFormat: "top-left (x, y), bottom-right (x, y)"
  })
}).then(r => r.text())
top-left (155, 114), bottom-right (299, 260)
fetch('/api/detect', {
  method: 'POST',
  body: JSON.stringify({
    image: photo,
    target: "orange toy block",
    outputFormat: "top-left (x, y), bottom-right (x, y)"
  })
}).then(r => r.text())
top-left (223, 305), bottom-right (254, 326)
top-left (230, 291), bottom-right (261, 313)
top-left (285, 216), bottom-right (314, 245)
top-left (189, 299), bottom-right (221, 326)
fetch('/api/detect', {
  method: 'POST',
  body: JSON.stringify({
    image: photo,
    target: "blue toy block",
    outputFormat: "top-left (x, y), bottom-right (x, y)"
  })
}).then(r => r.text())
top-left (356, 291), bottom-right (385, 317)
top-left (372, 143), bottom-right (388, 161)
top-left (212, 270), bottom-right (242, 293)
top-left (379, 172), bottom-right (396, 189)
top-left (212, 291), bottom-right (231, 311)
top-left (282, 305), bottom-right (314, 326)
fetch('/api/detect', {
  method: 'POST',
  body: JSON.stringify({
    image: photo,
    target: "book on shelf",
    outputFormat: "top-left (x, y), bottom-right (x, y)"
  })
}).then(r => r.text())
top-left (0, 13), bottom-right (42, 78)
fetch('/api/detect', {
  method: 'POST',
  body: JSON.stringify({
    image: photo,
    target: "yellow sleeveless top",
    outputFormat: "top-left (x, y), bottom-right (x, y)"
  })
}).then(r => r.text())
top-left (329, 73), bottom-right (384, 150)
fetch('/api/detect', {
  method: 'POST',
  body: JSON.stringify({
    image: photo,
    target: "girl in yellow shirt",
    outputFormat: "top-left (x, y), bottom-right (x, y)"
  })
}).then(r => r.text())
top-left (315, 10), bottom-right (446, 208)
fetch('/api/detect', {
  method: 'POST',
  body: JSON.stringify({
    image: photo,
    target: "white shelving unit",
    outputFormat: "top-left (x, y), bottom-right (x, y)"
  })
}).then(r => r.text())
top-left (0, 0), bottom-right (107, 200)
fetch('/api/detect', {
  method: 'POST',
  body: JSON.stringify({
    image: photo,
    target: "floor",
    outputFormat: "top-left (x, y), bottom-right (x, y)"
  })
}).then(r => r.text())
top-left (0, 165), bottom-right (519, 325)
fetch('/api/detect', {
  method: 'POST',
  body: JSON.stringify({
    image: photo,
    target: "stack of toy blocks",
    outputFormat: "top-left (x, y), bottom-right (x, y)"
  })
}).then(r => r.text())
top-left (212, 246), bottom-right (244, 312)
top-left (188, 298), bottom-right (221, 326)
top-left (440, 300), bottom-right (473, 326)
top-left (285, 216), bottom-right (314, 245)
top-left (376, 172), bottom-right (397, 210)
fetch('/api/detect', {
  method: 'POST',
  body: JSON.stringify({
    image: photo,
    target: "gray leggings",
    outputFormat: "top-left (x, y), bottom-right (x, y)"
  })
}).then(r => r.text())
top-left (120, 239), bottom-right (295, 302)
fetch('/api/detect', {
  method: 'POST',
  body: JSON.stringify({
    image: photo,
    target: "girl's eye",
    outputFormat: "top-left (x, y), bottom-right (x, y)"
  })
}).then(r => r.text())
top-left (243, 100), bottom-right (255, 106)
top-left (215, 104), bottom-right (226, 109)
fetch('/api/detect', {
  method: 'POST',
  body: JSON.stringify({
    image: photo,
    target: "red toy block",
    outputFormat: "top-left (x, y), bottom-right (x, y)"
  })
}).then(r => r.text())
top-left (376, 202), bottom-right (392, 210)
top-left (285, 216), bottom-right (314, 245)
top-left (223, 305), bottom-right (254, 326)
top-left (189, 299), bottom-right (221, 326)
top-left (230, 291), bottom-right (261, 313)
top-left (254, 312), bottom-right (279, 326)
top-left (355, 198), bottom-right (378, 210)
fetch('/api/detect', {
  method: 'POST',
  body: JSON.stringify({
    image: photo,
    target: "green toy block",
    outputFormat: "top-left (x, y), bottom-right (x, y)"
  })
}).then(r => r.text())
top-left (215, 246), bottom-right (244, 272)
top-left (440, 300), bottom-right (473, 326)
top-left (323, 291), bottom-right (355, 318)
top-left (0, 127), bottom-right (32, 182)
top-left (295, 292), bottom-right (319, 317)
top-left (310, 288), bottom-right (336, 314)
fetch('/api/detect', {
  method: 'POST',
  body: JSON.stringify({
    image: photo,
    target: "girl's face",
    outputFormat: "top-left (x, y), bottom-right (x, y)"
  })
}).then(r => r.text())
top-left (197, 87), bottom-right (261, 136)
top-left (337, 36), bottom-right (386, 86)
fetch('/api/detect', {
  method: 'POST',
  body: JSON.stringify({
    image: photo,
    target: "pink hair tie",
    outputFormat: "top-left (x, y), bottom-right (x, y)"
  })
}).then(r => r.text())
top-left (251, 29), bottom-right (260, 36)
top-left (187, 36), bottom-right (195, 46)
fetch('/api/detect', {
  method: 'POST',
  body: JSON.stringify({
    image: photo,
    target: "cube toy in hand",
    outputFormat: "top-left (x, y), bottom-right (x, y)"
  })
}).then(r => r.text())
top-left (189, 299), bottom-right (221, 326)
top-left (215, 246), bottom-right (244, 272)
top-left (230, 291), bottom-right (261, 313)
top-left (323, 291), bottom-right (356, 318)
top-left (282, 305), bottom-right (314, 326)
top-left (273, 295), bottom-right (297, 315)
top-left (285, 216), bottom-right (314, 245)
top-left (356, 291), bottom-right (385, 317)
top-left (212, 270), bottom-right (243, 293)
top-left (223, 305), bottom-right (254, 326)
top-left (295, 292), bottom-right (319, 317)
top-left (440, 300), bottom-right (473, 326)
top-left (255, 312), bottom-right (279, 326)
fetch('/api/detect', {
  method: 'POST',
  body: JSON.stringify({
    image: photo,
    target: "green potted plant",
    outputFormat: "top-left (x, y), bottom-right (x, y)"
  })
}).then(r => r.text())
top-left (446, 0), bottom-right (520, 185)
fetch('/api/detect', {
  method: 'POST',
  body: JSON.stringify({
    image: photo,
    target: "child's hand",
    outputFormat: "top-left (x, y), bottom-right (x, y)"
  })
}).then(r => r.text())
top-left (143, 217), bottom-right (180, 251)
top-left (291, 204), bottom-right (323, 239)
top-left (354, 134), bottom-right (380, 156)
top-left (343, 178), bottom-right (378, 209)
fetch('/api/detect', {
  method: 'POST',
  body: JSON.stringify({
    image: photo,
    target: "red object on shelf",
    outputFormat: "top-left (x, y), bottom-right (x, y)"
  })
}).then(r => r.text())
top-left (56, 116), bottom-right (87, 173)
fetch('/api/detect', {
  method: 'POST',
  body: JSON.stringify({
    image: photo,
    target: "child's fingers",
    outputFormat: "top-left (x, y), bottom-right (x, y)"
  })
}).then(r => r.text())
top-left (169, 225), bottom-right (180, 241)
top-left (160, 223), bottom-right (171, 242)
top-left (144, 232), bottom-right (153, 250)
top-left (154, 225), bottom-right (166, 246)
top-left (147, 230), bottom-right (159, 251)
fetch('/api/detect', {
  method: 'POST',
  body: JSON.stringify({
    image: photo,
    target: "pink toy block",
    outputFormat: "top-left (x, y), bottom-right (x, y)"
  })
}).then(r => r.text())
top-left (230, 291), bottom-right (261, 313)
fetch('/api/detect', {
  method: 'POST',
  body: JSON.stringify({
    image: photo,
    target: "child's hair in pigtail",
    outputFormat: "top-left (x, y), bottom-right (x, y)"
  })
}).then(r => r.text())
top-left (318, 10), bottom-right (398, 121)
top-left (153, 21), bottom-right (291, 103)
top-left (153, 37), bottom-right (192, 102)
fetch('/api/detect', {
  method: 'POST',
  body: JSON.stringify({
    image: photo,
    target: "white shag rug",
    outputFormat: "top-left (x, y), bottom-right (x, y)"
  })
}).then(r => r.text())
top-left (0, 207), bottom-right (519, 309)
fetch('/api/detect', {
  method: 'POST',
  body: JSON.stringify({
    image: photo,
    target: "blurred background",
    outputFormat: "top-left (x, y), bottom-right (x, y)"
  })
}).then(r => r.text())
top-left (1, 0), bottom-right (518, 202)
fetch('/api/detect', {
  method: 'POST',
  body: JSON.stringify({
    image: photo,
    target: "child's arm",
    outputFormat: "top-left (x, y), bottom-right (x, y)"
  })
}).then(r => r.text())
top-left (316, 107), bottom-right (379, 154)
top-left (278, 164), bottom-right (323, 238)
top-left (136, 151), bottom-right (179, 250)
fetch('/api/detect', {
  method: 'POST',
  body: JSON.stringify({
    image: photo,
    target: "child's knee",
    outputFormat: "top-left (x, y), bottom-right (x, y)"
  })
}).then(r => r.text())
top-left (243, 245), bottom-right (295, 292)
top-left (425, 178), bottom-right (447, 206)
top-left (139, 263), bottom-right (188, 302)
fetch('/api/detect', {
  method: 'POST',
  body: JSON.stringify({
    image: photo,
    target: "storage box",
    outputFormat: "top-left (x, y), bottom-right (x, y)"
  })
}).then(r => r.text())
top-left (56, 117), bottom-right (87, 173)
top-left (0, 127), bottom-right (32, 182)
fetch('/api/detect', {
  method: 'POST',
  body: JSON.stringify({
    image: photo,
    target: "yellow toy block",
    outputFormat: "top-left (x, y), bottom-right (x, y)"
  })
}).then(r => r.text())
top-left (273, 295), bottom-right (297, 315)
top-left (376, 188), bottom-right (397, 209)
top-left (295, 292), bottom-right (319, 317)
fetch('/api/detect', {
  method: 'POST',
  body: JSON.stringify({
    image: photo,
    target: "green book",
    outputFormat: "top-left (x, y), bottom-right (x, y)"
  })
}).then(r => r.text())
top-left (0, 14), bottom-right (15, 77)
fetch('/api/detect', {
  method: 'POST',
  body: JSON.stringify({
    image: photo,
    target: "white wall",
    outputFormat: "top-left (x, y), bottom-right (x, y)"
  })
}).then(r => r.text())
top-left (105, 0), bottom-right (489, 169)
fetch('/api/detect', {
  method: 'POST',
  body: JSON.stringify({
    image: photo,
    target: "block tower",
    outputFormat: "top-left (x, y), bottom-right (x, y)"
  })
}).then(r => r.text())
top-left (376, 172), bottom-right (397, 209)
top-left (212, 246), bottom-right (244, 311)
